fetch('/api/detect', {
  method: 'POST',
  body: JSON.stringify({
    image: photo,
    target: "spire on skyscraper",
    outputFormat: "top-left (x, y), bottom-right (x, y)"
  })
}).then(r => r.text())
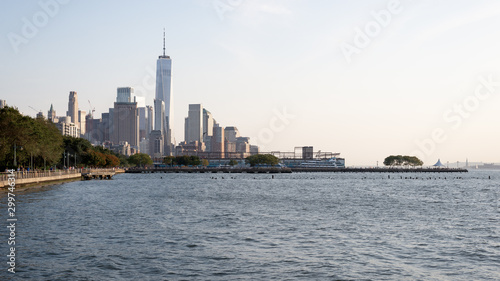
top-left (159, 28), bottom-right (170, 59)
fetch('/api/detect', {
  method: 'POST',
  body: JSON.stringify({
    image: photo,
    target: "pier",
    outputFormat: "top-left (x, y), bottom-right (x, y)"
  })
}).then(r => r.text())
top-left (81, 170), bottom-right (117, 180)
top-left (290, 167), bottom-right (468, 173)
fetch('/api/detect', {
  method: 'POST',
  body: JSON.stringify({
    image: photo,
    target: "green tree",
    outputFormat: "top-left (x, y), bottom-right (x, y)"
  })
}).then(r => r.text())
top-left (201, 159), bottom-right (209, 167)
top-left (228, 159), bottom-right (238, 166)
top-left (246, 154), bottom-right (279, 167)
top-left (189, 156), bottom-right (201, 166)
top-left (383, 155), bottom-right (423, 167)
top-left (0, 107), bottom-right (63, 170)
top-left (128, 153), bottom-right (153, 167)
top-left (163, 156), bottom-right (175, 166)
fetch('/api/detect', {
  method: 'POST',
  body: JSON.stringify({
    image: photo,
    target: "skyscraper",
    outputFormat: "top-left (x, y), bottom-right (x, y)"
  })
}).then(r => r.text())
top-left (78, 110), bottom-right (86, 136)
top-left (146, 105), bottom-right (153, 136)
top-left (154, 29), bottom-right (174, 155)
top-left (48, 104), bottom-right (56, 122)
top-left (185, 104), bottom-right (203, 144)
top-left (203, 108), bottom-right (214, 139)
top-left (117, 87), bottom-right (134, 103)
top-left (212, 124), bottom-right (225, 158)
top-left (138, 107), bottom-right (148, 140)
top-left (224, 127), bottom-right (240, 142)
top-left (112, 88), bottom-right (139, 148)
top-left (67, 91), bottom-right (79, 128)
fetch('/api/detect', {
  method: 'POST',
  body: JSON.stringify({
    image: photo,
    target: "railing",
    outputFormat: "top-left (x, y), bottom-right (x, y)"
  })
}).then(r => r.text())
top-left (0, 168), bottom-right (119, 182)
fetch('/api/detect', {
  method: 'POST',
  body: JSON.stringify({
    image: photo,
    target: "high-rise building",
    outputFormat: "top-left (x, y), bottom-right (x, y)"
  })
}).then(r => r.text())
top-left (112, 89), bottom-right (139, 149)
top-left (146, 105), bottom-right (153, 137)
top-left (154, 30), bottom-right (174, 155)
top-left (0, 100), bottom-right (6, 108)
top-left (154, 99), bottom-right (165, 136)
top-left (67, 91), bottom-right (79, 128)
top-left (236, 137), bottom-right (250, 154)
top-left (57, 116), bottom-right (79, 138)
top-left (78, 110), bottom-right (86, 136)
top-left (250, 145), bottom-right (259, 155)
top-left (117, 87), bottom-right (134, 103)
top-left (203, 108), bottom-right (214, 138)
top-left (212, 124), bottom-right (225, 158)
top-left (101, 112), bottom-right (111, 142)
top-left (149, 130), bottom-right (164, 160)
top-left (138, 107), bottom-right (148, 140)
top-left (48, 104), bottom-right (56, 122)
top-left (108, 108), bottom-right (114, 142)
top-left (140, 138), bottom-right (149, 155)
top-left (85, 114), bottom-right (102, 144)
top-left (185, 104), bottom-right (203, 143)
top-left (224, 127), bottom-right (240, 142)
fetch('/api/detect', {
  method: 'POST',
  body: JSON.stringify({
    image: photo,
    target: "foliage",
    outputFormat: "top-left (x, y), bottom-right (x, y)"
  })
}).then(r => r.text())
top-left (163, 155), bottom-right (201, 166)
top-left (128, 153), bottom-right (153, 167)
top-left (177, 156), bottom-right (201, 166)
top-left (228, 159), bottom-right (238, 166)
top-left (383, 155), bottom-right (423, 167)
top-left (163, 156), bottom-right (175, 166)
top-left (0, 106), bottom-right (63, 170)
top-left (105, 154), bottom-right (120, 167)
top-left (117, 154), bottom-right (129, 167)
top-left (82, 150), bottom-right (106, 167)
top-left (201, 159), bottom-right (209, 167)
top-left (246, 154), bottom-right (279, 167)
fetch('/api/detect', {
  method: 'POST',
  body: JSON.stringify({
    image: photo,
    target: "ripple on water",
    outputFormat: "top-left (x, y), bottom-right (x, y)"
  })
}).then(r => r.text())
top-left (1, 171), bottom-right (499, 280)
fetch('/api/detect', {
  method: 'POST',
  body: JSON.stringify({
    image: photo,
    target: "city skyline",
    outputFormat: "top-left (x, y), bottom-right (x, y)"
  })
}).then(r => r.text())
top-left (2, 1), bottom-right (500, 165)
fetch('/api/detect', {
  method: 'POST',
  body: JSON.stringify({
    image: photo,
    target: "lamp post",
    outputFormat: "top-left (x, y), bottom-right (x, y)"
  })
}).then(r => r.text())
top-left (13, 143), bottom-right (17, 167)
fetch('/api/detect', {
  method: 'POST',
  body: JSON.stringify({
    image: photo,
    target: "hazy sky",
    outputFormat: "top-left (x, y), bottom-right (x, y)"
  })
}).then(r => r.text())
top-left (2, 0), bottom-right (500, 166)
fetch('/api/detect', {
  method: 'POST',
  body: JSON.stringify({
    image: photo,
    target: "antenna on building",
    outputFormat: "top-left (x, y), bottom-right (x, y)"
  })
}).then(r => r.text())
top-left (163, 28), bottom-right (166, 56)
top-left (88, 100), bottom-right (95, 118)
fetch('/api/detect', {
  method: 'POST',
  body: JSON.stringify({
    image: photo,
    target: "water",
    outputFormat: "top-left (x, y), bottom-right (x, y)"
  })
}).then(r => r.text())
top-left (1, 171), bottom-right (499, 280)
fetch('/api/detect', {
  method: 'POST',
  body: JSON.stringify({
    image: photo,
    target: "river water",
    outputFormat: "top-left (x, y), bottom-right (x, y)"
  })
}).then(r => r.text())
top-left (0, 170), bottom-right (499, 280)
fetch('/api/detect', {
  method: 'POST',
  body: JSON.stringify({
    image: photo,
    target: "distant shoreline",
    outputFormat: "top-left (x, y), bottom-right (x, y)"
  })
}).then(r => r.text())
top-left (126, 167), bottom-right (468, 174)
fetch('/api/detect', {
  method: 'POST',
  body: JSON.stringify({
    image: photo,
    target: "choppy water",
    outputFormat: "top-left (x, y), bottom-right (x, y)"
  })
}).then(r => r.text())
top-left (1, 170), bottom-right (499, 280)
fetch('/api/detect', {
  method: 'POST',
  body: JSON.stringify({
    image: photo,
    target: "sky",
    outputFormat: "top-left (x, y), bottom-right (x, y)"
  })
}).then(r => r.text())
top-left (2, 0), bottom-right (500, 166)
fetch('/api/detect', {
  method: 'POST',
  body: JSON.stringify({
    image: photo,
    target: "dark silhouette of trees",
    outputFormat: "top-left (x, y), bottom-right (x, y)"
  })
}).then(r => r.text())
top-left (383, 155), bottom-right (423, 167)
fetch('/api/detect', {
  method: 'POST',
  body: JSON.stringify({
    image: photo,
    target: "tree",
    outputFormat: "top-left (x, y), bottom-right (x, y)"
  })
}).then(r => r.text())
top-left (246, 154), bottom-right (279, 167)
top-left (383, 155), bottom-right (423, 167)
top-left (228, 159), bottom-right (238, 166)
top-left (163, 156), bottom-right (175, 166)
top-left (104, 154), bottom-right (120, 167)
top-left (189, 156), bottom-right (201, 166)
top-left (128, 153), bottom-right (153, 167)
top-left (82, 150), bottom-right (106, 167)
top-left (0, 106), bottom-right (63, 170)
top-left (201, 159), bottom-right (209, 167)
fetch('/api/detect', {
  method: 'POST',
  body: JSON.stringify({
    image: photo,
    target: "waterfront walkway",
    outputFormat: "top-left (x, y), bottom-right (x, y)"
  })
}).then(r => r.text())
top-left (0, 169), bottom-right (122, 188)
